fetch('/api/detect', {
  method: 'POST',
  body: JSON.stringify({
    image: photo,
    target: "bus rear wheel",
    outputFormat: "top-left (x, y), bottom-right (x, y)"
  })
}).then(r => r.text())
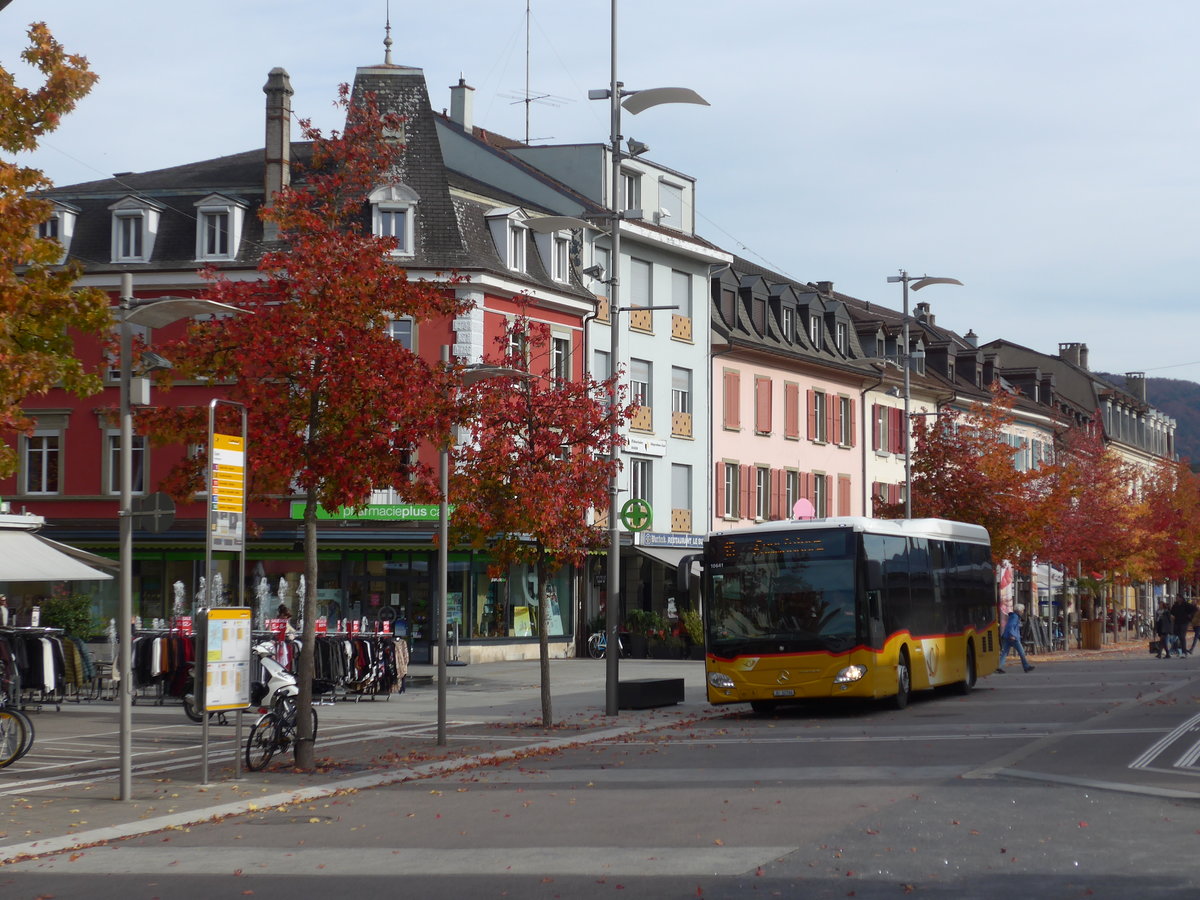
top-left (891, 651), bottom-right (911, 710)
top-left (954, 645), bottom-right (977, 695)
top-left (750, 700), bottom-right (778, 715)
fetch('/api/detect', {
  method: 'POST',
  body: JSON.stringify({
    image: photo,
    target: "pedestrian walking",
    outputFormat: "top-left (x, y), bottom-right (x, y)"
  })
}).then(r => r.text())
top-left (1172, 595), bottom-right (1196, 657)
top-left (996, 603), bottom-right (1035, 673)
top-left (1190, 603), bottom-right (1200, 655)
top-left (1155, 600), bottom-right (1175, 659)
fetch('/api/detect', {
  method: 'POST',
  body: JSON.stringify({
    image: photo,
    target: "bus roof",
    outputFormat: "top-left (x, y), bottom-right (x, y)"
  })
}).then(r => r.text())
top-left (711, 516), bottom-right (991, 545)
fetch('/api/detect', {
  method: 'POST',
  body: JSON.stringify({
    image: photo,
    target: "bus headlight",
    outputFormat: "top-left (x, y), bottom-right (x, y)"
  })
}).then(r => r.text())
top-left (707, 672), bottom-right (736, 690)
top-left (834, 665), bottom-right (867, 684)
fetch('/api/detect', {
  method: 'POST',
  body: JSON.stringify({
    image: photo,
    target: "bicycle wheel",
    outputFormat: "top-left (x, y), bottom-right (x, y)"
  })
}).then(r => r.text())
top-left (245, 712), bottom-right (280, 771)
top-left (0, 710), bottom-right (26, 768)
top-left (12, 707), bottom-right (34, 760)
top-left (274, 697), bottom-right (318, 741)
top-left (587, 633), bottom-right (605, 659)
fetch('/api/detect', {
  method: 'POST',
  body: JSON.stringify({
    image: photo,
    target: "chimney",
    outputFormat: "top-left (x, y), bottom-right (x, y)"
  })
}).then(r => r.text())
top-left (964, 329), bottom-right (978, 348)
top-left (816, 280), bottom-right (834, 295)
top-left (1058, 342), bottom-right (1089, 370)
top-left (450, 76), bottom-right (474, 132)
top-left (915, 301), bottom-right (933, 324)
top-left (263, 67), bottom-right (293, 242)
top-left (1125, 371), bottom-right (1147, 403)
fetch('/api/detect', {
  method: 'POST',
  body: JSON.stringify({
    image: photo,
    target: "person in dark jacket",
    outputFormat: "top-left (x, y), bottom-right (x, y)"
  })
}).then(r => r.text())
top-left (1155, 600), bottom-right (1175, 659)
top-left (1171, 596), bottom-right (1196, 657)
top-left (996, 603), bottom-right (1034, 673)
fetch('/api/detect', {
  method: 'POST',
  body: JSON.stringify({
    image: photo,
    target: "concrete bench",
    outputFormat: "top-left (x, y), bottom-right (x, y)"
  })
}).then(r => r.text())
top-left (618, 677), bottom-right (685, 710)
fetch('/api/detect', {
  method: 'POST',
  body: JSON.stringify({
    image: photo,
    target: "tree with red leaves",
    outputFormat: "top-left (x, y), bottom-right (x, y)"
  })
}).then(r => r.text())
top-left (1129, 458), bottom-right (1200, 590)
top-left (450, 311), bottom-right (629, 726)
top-left (1037, 424), bottom-right (1136, 618)
top-left (887, 387), bottom-right (1043, 566)
top-left (142, 86), bottom-right (466, 769)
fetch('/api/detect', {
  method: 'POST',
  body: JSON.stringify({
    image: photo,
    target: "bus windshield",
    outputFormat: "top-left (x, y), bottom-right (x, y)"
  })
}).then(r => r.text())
top-left (706, 528), bottom-right (858, 657)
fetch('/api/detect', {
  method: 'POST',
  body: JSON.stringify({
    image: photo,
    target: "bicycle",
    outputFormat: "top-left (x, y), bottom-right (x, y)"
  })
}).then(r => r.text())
top-left (0, 661), bottom-right (35, 768)
top-left (586, 630), bottom-right (626, 659)
top-left (244, 695), bottom-right (318, 771)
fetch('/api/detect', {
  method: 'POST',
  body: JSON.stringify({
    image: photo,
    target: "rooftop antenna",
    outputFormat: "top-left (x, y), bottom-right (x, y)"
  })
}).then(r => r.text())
top-left (383, 1), bottom-right (393, 65)
top-left (498, 0), bottom-right (571, 144)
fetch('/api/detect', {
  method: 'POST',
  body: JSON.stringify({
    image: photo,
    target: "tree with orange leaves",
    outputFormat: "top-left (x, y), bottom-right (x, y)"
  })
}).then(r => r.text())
top-left (0, 23), bottom-right (108, 477)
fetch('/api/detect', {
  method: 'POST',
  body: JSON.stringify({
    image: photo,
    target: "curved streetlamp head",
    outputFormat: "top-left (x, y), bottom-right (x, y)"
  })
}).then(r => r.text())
top-left (911, 276), bottom-right (963, 291)
top-left (621, 86), bottom-right (709, 115)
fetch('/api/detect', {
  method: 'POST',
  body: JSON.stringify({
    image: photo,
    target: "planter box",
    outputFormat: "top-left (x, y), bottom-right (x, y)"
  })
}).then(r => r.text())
top-left (618, 677), bottom-right (685, 709)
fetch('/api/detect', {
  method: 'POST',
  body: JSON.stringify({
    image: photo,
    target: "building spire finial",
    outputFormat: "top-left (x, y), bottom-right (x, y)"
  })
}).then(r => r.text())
top-left (383, 1), bottom-right (393, 65)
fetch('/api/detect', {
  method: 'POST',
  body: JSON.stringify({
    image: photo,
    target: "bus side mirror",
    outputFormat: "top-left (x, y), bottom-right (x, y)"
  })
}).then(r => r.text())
top-left (676, 553), bottom-right (701, 599)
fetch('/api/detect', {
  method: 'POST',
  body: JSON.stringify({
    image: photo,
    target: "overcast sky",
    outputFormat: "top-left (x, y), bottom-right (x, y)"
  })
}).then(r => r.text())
top-left (4, 0), bottom-right (1198, 382)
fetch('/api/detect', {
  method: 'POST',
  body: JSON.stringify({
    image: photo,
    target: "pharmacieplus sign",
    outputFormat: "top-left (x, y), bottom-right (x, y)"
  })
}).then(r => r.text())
top-left (288, 502), bottom-right (444, 522)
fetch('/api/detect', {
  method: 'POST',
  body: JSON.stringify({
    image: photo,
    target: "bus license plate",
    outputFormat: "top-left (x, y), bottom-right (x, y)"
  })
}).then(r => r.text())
top-left (772, 689), bottom-right (795, 697)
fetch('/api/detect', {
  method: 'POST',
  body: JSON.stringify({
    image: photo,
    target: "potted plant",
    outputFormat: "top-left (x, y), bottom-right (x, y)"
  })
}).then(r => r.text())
top-left (681, 608), bottom-right (705, 660)
top-left (624, 609), bottom-right (662, 658)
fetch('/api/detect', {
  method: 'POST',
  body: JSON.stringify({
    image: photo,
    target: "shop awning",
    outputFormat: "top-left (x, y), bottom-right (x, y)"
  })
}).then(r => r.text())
top-left (0, 531), bottom-right (115, 582)
top-left (633, 546), bottom-right (695, 569)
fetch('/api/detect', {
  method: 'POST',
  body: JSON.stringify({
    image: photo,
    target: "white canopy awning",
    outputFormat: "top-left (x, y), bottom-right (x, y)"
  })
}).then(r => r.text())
top-left (633, 546), bottom-right (693, 569)
top-left (0, 531), bottom-right (114, 582)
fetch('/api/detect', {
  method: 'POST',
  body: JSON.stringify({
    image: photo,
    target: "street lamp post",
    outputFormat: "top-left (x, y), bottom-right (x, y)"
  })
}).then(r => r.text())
top-left (591, 0), bottom-right (708, 717)
top-left (885, 270), bottom-right (962, 519)
top-left (117, 272), bottom-right (243, 800)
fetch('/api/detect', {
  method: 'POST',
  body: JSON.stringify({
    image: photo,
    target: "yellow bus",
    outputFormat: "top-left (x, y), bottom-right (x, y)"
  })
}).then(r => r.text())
top-left (689, 517), bottom-right (999, 713)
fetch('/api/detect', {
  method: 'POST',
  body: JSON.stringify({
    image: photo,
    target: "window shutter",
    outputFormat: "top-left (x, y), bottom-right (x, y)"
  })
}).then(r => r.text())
top-left (890, 407), bottom-right (905, 454)
top-left (770, 468), bottom-right (785, 520)
top-left (848, 398), bottom-right (857, 447)
top-left (837, 474), bottom-right (852, 516)
top-left (806, 390), bottom-right (817, 441)
top-left (723, 371), bottom-right (740, 429)
top-left (740, 464), bottom-right (753, 520)
top-left (755, 376), bottom-right (772, 434)
top-left (826, 396), bottom-right (836, 444)
top-left (871, 404), bottom-right (880, 451)
top-left (715, 462), bottom-right (726, 516)
top-left (784, 383), bottom-right (799, 438)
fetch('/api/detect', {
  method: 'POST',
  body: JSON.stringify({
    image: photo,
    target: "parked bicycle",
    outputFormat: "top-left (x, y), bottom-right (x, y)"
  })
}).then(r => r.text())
top-left (586, 629), bottom-right (627, 659)
top-left (0, 660), bottom-right (35, 768)
top-left (244, 695), bottom-right (318, 771)
top-left (243, 641), bottom-right (319, 770)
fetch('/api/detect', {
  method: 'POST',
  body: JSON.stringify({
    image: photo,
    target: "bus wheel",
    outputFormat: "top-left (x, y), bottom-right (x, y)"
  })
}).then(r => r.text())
top-left (750, 700), bottom-right (778, 715)
top-left (892, 651), bottom-right (911, 710)
top-left (954, 645), bottom-right (976, 695)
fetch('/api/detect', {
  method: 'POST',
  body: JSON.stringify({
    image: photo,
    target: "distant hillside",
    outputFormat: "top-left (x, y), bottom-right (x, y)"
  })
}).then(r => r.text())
top-left (1102, 373), bottom-right (1200, 467)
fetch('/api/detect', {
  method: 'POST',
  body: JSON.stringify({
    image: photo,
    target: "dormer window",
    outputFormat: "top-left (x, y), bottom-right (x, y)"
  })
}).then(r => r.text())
top-left (194, 194), bottom-right (247, 262)
top-left (109, 196), bottom-right (163, 263)
top-left (782, 307), bottom-right (794, 342)
top-left (370, 184), bottom-right (419, 256)
top-left (35, 201), bottom-right (78, 264)
top-left (486, 207), bottom-right (529, 273)
top-left (836, 321), bottom-right (848, 354)
top-left (809, 315), bottom-right (822, 348)
top-left (533, 229), bottom-right (571, 283)
top-left (658, 180), bottom-right (683, 228)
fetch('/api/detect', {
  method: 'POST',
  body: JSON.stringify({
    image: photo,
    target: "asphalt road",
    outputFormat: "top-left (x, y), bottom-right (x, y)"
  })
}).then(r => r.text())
top-left (2, 650), bottom-right (1199, 899)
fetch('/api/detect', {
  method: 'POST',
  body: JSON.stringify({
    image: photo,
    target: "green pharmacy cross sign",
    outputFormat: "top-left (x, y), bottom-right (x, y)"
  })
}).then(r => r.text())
top-left (619, 498), bottom-right (653, 532)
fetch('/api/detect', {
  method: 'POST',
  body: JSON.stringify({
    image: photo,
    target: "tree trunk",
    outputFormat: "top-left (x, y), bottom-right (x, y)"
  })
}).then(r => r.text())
top-left (293, 487), bottom-right (318, 770)
top-left (537, 553), bottom-right (552, 727)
